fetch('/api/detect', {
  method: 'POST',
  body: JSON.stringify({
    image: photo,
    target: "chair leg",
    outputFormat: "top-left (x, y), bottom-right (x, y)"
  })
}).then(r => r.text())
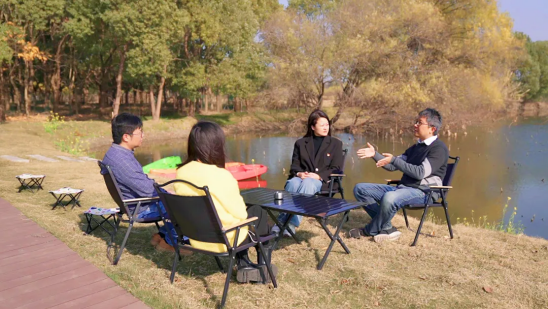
top-left (113, 221), bottom-right (133, 265)
top-left (170, 247), bottom-right (180, 283)
top-left (412, 207), bottom-right (429, 246)
top-left (339, 187), bottom-right (344, 199)
top-left (257, 242), bottom-right (277, 288)
top-left (220, 252), bottom-right (236, 308)
top-left (443, 205), bottom-right (454, 239)
top-left (154, 221), bottom-right (160, 231)
top-left (215, 257), bottom-right (225, 273)
top-left (402, 207), bottom-right (410, 229)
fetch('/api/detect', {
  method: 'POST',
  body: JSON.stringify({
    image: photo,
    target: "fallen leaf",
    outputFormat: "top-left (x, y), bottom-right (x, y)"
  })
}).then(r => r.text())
top-left (483, 286), bottom-right (493, 293)
top-left (287, 258), bottom-right (296, 264)
top-left (373, 301), bottom-right (380, 306)
top-left (430, 231), bottom-right (436, 236)
top-left (419, 276), bottom-right (427, 280)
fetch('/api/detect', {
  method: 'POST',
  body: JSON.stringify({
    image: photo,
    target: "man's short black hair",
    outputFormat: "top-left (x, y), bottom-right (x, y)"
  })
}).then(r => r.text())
top-left (111, 113), bottom-right (143, 144)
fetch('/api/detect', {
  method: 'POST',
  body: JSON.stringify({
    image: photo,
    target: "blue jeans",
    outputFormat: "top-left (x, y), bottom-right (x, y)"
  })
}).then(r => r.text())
top-left (353, 183), bottom-right (426, 235)
top-left (277, 177), bottom-right (323, 227)
top-left (131, 201), bottom-right (182, 246)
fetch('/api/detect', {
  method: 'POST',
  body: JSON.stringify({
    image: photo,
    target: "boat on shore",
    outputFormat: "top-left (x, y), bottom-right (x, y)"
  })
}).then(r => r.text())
top-left (145, 157), bottom-right (268, 181)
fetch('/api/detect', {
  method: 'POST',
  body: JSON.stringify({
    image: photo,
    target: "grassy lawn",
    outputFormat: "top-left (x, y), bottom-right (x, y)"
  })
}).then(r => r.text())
top-left (1, 119), bottom-right (547, 308)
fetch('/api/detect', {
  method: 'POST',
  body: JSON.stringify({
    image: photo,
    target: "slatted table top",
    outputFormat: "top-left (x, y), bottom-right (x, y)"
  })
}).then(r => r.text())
top-left (0, 198), bottom-right (149, 309)
top-left (240, 187), bottom-right (365, 219)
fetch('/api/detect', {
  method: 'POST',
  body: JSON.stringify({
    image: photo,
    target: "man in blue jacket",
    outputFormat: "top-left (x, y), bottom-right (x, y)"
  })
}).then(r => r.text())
top-left (350, 108), bottom-right (449, 243)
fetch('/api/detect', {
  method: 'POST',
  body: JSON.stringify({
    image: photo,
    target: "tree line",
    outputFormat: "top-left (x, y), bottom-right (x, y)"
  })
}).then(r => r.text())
top-left (0, 0), bottom-right (543, 126)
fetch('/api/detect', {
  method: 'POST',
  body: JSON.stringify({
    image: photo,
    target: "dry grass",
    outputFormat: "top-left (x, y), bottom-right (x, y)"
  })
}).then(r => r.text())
top-left (1, 121), bottom-right (548, 309)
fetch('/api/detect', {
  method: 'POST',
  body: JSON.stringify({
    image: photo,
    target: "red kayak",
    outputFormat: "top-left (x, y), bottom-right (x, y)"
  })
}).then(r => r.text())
top-left (225, 163), bottom-right (268, 181)
top-left (149, 162), bottom-right (268, 181)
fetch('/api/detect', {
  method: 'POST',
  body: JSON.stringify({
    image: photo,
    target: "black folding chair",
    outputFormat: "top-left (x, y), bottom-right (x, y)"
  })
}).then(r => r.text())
top-left (386, 156), bottom-right (460, 246)
top-left (154, 179), bottom-right (278, 308)
top-left (98, 161), bottom-right (165, 265)
top-left (316, 149), bottom-right (348, 198)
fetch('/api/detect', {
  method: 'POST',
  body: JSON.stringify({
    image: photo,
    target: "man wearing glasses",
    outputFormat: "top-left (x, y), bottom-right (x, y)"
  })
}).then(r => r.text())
top-left (101, 113), bottom-right (189, 254)
top-left (349, 108), bottom-right (449, 243)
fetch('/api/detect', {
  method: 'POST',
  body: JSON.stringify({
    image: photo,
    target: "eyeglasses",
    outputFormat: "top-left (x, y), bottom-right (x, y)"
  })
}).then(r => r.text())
top-left (128, 130), bottom-right (144, 137)
top-left (414, 121), bottom-right (430, 127)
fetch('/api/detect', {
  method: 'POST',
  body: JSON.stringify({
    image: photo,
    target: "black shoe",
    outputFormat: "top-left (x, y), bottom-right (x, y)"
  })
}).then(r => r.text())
top-left (236, 252), bottom-right (257, 269)
top-left (256, 245), bottom-right (273, 265)
top-left (348, 228), bottom-right (371, 239)
top-left (373, 227), bottom-right (402, 243)
top-left (236, 264), bottom-right (278, 284)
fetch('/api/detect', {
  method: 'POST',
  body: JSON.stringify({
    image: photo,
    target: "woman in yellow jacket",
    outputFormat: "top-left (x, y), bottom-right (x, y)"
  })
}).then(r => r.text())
top-left (174, 121), bottom-right (275, 284)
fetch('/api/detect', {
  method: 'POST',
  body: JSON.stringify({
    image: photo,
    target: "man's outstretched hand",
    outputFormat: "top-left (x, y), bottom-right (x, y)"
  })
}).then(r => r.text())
top-left (376, 153), bottom-right (394, 167)
top-left (357, 142), bottom-right (376, 159)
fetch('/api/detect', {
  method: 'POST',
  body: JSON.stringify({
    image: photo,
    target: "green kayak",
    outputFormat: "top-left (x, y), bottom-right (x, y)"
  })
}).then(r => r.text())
top-left (142, 156), bottom-right (182, 174)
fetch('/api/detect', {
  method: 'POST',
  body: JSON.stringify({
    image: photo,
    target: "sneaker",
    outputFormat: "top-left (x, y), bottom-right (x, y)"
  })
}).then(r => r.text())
top-left (236, 264), bottom-right (278, 284)
top-left (284, 223), bottom-right (296, 237)
top-left (271, 225), bottom-right (281, 235)
top-left (155, 238), bottom-right (193, 256)
top-left (373, 227), bottom-right (402, 243)
top-left (348, 228), bottom-right (371, 239)
top-left (272, 224), bottom-right (295, 237)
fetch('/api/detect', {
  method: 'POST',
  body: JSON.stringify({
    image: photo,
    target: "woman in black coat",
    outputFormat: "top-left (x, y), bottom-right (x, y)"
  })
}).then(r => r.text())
top-left (273, 110), bottom-right (344, 236)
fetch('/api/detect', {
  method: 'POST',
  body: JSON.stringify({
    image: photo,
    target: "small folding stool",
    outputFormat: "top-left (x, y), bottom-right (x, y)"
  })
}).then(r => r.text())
top-left (49, 187), bottom-right (84, 210)
top-left (84, 207), bottom-right (120, 238)
top-left (16, 174), bottom-right (46, 193)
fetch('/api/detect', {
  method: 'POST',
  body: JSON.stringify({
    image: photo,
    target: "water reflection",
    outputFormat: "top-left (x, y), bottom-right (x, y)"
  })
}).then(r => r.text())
top-left (91, 119), bottom-right (548, 240)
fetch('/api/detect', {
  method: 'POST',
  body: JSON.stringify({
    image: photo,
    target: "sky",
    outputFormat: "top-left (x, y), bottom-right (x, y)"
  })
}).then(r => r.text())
top-left (278, 0), bottom-right (548, 41)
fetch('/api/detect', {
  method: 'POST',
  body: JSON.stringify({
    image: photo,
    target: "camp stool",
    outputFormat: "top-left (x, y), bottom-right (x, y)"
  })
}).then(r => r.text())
top-left (84, 207), bottom-right (120, 239)
top-left (16, 174), bottom-right (46, 193)
top-left (49, 187), bottom-right (84, 210)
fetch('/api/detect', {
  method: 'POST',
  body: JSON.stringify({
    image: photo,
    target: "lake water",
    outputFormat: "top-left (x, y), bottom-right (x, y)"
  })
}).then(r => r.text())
top-left (92, 118), bottom-right (548, 240)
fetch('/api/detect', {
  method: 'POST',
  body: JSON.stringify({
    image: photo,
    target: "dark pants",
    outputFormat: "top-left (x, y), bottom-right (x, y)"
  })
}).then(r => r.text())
top-left (241, 205), bottom-right (270, 245)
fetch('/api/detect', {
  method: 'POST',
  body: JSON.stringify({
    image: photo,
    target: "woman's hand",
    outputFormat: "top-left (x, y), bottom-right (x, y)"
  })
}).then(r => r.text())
top-left (298, 172), bottom-right (321, 180)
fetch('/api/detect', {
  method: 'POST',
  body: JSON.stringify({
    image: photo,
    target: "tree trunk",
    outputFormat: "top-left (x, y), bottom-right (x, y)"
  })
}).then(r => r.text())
top-left (51, 35), bottom-right (68, 113)
top-left (149, 85), bottom-right (155, 120)
top-left (234, 97), bottom-right (241, 112)
top-left (153, 65), bottom-right (167, 121)
top-left (112, 44), bottom-right (128, 117)
top-left (216, 94), bottom-right (221, 112)
top-left (23, 63), bottom-right (31, 117)
top-left (188, 98), bottom-right (195, 117)
top-left (68, 64), bottom-right (77, 115)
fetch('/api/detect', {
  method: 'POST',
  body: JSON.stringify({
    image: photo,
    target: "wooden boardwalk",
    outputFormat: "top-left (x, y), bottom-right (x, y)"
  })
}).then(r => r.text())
top-left (0, 198), bottom-right (149, 309)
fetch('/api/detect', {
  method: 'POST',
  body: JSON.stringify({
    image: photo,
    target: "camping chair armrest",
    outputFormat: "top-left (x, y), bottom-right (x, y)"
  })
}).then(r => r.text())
top-left (430, 185), bottom-right (453, 189)
top-left (385, 179), bottom-right (400, 185)
top-left (329, 173), bottom-right (346, 177)
top-left (222, 216), bottom-right (259, 233)
top-left (123, 197), bottom-right (160, 204)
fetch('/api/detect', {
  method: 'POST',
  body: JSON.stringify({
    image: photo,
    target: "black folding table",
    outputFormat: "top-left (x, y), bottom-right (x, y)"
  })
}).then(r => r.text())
top-left (241, 187), bottom-right (366, 270)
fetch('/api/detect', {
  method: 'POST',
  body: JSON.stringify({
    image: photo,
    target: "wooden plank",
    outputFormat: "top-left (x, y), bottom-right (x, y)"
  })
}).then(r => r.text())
top-left (0, 260), bottom-right (89, 291)
top-left (0, 198), bottom-right (148, 308)
top-left (0, 253), bottom-right (81, 279)
top-left (84, 294), bottom-right (141, 309)
top-left (49, 285), bottom-right (130, 309)
top-left (0, 230), bottom-right (52, 246)
top-left (16, 278), bottom-right (118, 309)
top-left (0, 234), bottom-right (58, 254)
top-left (0, 239), bottom-right (63, 260)
top-left (0, 269), bottom-right (106, 307)
top-left (0, 242), bottom-right (67, 267)
top-left (0, 244), bottom-right (75, 273)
